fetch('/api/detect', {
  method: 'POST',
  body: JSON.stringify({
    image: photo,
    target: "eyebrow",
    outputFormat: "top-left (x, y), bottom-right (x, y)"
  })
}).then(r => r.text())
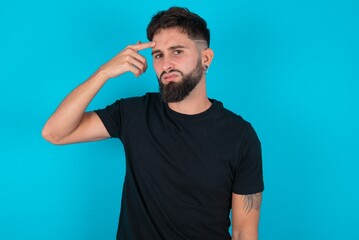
top-left (151, 45), bottom-right (187, 55)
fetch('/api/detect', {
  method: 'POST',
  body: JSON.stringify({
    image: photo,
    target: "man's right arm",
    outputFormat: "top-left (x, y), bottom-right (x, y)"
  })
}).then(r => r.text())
top-left (42, 41), bottom-right (156, 145)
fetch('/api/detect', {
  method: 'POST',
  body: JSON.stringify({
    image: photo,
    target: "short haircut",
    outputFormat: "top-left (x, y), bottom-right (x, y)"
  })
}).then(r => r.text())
top-left (147, 7), bottom-right (210, 47)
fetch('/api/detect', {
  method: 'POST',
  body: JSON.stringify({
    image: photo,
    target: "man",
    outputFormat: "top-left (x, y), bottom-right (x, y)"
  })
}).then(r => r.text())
top-left (42, 7), bottom-right (264, 240)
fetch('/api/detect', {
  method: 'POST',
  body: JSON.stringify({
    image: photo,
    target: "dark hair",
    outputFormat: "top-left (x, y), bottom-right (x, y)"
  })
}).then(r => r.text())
top-left (147, 7), bottom-right (210, 47)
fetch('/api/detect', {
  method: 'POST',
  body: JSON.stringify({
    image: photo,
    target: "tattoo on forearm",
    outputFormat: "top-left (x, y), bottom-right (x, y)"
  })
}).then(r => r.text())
top-left (242, 192), bottom-right (262, 214)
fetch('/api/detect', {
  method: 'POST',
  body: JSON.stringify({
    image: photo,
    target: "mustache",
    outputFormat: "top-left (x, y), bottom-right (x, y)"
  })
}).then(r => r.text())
top-left (160, 70), bottom-right (184, 80)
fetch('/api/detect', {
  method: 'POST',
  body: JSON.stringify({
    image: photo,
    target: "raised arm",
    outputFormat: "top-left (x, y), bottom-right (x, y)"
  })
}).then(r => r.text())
top-left (42, 41), bottom-right (156, 145)
top-left (231, 192), bottom-right (263, 240)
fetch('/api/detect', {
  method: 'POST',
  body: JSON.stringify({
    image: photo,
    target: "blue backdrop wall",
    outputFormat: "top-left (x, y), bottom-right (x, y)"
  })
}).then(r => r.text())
top-left (1, 0), bottom-right (358, 239)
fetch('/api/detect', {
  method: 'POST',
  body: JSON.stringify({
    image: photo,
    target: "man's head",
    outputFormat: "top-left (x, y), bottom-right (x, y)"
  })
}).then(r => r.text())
top-left (146, 7), bottom-right (213, 103)
top-left (147, 7), bottom-right (210, 48)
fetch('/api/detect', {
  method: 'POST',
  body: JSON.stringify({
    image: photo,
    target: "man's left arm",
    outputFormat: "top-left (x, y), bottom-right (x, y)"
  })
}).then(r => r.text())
top-left (231, 192), bottom-right (263, 240)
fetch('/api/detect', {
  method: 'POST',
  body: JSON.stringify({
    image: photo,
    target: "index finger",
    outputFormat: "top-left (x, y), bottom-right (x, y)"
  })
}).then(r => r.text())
top-left (130, 41), bottom-right (156, 51)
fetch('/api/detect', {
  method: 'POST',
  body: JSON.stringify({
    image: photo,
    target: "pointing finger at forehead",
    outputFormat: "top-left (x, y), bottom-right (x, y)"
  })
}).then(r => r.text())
top-left (129, 41), bottom-right (156, 51)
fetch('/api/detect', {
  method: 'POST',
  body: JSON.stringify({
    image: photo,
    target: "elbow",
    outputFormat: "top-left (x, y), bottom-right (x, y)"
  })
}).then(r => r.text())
top-left (41, 126), bottom-right (63, 145)
top-left (232, 223), bottom-right (259, 240)
top-left (232, 228), bottom-right (258, 240)
top-left (231, 229), bottom-right (240, 240)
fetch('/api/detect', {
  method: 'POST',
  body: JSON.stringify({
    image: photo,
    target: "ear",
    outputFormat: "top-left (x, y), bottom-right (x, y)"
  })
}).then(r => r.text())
top-left (201, 48), bottom-right (214, 68)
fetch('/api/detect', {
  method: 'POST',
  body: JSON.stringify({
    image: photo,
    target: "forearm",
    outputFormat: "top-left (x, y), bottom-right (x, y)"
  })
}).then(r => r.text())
top-left (42, 41), bottom-right (155, 144)
top-left (42, 69), bottom-right (109, 143)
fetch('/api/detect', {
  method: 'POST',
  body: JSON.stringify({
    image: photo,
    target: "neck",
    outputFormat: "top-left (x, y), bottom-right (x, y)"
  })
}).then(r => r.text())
top-left (167, 79), bottom-right (211, 115)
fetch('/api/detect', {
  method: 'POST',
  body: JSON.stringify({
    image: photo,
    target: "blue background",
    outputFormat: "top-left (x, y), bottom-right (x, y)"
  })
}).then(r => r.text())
top-left (1, 0), bottom-right (358, 239)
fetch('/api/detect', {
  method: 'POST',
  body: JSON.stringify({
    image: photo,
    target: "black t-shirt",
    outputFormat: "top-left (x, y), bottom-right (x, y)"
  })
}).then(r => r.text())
top-left (95, 93), bottom-right (264, 240)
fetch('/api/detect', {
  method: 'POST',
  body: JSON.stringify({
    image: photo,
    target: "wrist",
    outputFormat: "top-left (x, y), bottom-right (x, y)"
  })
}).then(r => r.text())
top-left (95, 67), bottom-right (112, 83)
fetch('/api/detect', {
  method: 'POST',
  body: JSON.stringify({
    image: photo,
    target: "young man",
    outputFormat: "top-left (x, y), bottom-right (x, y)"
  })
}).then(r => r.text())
top-left (42, 7), bottom-right (264, 240)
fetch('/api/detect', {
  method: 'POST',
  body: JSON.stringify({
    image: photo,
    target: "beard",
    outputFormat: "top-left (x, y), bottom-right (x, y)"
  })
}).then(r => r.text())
top-left (158, 58), bottom-right (203, 103)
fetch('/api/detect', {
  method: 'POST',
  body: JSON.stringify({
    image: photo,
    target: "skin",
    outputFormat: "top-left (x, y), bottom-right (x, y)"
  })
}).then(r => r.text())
top-left (41, 41), bottom-right (155, 144)
top-left (41, 27), bottom-right (262, 239)
top-left (232, 192), bottom-right (263, 240)
top-left (152, 28), bottom-right (213, 114)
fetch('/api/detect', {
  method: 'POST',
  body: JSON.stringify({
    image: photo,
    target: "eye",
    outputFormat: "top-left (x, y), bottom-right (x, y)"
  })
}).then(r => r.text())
top-left (153, 54), bottom-right (163, 59)
top-left (173, 49), bottom-right (183, 55)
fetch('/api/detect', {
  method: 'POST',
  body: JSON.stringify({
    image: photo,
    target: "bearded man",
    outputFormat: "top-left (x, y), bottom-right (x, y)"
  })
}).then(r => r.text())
top-left (42, 7), bottom-right (264, 240)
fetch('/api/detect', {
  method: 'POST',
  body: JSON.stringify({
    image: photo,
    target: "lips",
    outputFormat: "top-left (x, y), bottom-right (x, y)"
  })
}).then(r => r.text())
top-left (160, 70), bottom-right (183, 83)
top-left (163, 73), bottom-right (179, 81)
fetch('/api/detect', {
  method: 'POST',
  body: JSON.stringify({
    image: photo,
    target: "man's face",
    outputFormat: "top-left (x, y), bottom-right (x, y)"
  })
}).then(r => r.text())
top-left (151, 28), bottom-right (204, 102)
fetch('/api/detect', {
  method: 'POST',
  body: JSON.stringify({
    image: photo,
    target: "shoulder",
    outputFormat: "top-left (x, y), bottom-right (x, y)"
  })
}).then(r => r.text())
top-left (213, 100), bottom-right (250, 129)
top-left (212, 99), bottom-right (260, 142)
top-left (96, 93), bottom-right (161, 117)
top-left (115, 92), bottom-right (162, 108)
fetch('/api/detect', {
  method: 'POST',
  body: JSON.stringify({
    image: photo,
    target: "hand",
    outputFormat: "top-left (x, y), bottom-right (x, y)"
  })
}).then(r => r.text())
top-left (99, 41), bottom-right (156, 79)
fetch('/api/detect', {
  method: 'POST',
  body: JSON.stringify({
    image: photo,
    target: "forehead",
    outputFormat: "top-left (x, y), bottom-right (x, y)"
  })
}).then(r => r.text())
top-left (152, 28), bottom-right (195, 50)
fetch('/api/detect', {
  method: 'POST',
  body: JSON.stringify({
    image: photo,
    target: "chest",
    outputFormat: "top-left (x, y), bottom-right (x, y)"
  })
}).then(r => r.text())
top-left (122, 112), bottom-right (243, 207)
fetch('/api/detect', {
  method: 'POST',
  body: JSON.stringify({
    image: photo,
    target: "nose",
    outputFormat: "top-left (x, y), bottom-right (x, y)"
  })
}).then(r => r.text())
top-left (162, 56), bottom-right (175, 72)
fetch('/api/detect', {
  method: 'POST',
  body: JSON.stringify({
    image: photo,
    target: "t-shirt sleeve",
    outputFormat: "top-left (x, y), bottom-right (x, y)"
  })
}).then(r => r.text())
top-left (232, 124), bottom-right (264, 195)
top-left (94, 100), bottom-right (123, 138)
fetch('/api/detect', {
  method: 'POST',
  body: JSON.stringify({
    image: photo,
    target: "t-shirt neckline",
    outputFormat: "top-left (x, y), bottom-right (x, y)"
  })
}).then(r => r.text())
top-left (163, 98), bottom-right (220, 120)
